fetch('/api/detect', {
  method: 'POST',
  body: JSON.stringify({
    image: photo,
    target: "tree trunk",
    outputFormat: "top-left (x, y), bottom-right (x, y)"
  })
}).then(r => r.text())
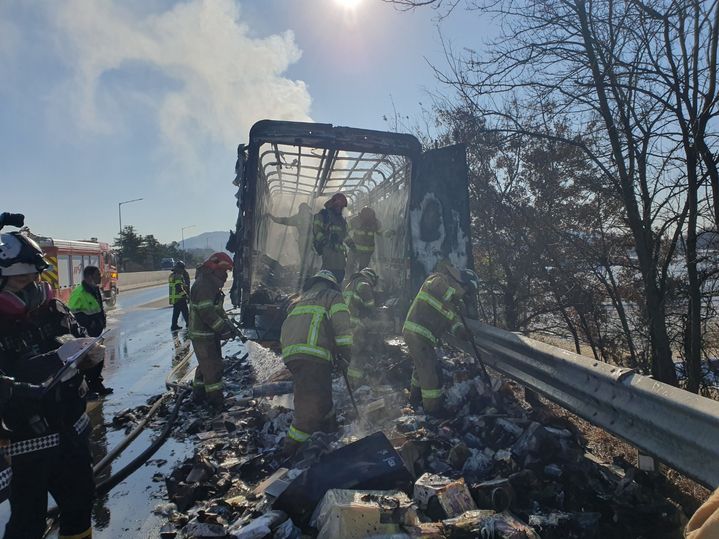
top-left (685, 154), bottom-right (703, 393)
top-left (575, 0), bottom-right (678, 385)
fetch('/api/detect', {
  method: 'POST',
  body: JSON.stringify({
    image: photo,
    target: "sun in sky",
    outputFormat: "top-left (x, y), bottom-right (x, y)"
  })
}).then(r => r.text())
top-left (335, 0), bottom-right (363, 9)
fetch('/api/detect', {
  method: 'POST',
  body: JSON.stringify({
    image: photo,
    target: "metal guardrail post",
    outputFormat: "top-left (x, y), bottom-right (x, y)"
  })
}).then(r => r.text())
top-left (460, 320), bottom-right (719, 488)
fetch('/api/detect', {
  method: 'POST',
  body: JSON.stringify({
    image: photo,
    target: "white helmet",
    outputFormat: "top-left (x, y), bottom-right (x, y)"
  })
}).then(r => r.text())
top-left (0, 232), bottom-right (49, 277)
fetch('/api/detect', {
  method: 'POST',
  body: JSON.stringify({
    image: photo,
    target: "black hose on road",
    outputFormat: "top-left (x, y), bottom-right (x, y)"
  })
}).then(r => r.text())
top-left (95, 387), bottom-right (190, 496)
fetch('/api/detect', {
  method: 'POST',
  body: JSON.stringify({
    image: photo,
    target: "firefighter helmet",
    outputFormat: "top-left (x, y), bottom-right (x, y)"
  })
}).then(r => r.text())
top-left (174, 260), bottom-right (186, 269)
top-left (304, 269), bottom-right (339, 291)
top-left (0, 232), bottom-right (49, 277)
top-left (359, 267), bottom-right (378, 287)
top-left (202, 252), bottom-right (233, 272)
top-left (359, 207), bottom-right (376, 224)
top-left (324, 193), bottom-right (348, 209)
top-left (443, 264), bottom-right (478, 294)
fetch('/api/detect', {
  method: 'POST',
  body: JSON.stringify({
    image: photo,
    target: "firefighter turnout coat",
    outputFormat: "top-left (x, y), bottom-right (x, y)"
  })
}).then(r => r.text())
top-left (343, 273), bottom-right (376, 383)
top-left (402, 272), bottom-right (465, 411)
top-left (312, 209), bottom-right (349, 273)
top-left (188, 267), bottom-right (234, 401)
top-left (280, 279), bottom-right (353, 444)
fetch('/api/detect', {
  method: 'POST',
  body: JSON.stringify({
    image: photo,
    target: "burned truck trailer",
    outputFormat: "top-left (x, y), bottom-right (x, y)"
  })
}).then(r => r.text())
top-left (230, 120), bottom-right (474, 340)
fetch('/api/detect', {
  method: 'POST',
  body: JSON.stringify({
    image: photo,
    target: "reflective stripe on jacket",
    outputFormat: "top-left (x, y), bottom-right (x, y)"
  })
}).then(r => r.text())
top-left (188, 268), bottom-right (232, 340)
top-left (348, 215), bottom-right (383, 254)
top-left (343, 274), bottom-right (375, 326)
top-left (402, 273), bottom-right (463, 344)
top-left (280, 281), bottom-right (353, 363)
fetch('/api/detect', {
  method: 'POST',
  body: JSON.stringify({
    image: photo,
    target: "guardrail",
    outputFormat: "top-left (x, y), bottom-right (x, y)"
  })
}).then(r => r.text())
top-left (461, 320), bottom-right (719, 489)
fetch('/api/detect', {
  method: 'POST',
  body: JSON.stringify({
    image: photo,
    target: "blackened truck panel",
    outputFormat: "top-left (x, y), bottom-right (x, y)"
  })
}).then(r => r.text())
top-left (409, 144), bottom-right (473, 293)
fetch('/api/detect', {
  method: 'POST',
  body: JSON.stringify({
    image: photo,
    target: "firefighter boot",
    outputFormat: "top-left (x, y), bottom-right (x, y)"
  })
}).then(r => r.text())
top-left (280, 437), bottom-right (303, 460)
top-left (424, 395), bottom-right (452, 420)
top-left (409, 386), bottom-right (422, 408)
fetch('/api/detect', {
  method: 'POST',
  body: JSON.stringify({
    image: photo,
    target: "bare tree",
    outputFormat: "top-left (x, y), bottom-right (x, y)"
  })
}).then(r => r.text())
top-left (387, 0), bottom-right (719, 387)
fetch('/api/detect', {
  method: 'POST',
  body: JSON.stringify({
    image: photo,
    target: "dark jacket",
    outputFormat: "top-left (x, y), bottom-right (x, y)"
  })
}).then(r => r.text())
top-left (0, 285), bottom-right (88, 441)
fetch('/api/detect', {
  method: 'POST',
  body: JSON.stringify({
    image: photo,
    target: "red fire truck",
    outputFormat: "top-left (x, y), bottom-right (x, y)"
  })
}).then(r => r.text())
top-left (33, 235), bottom-right (119, 306)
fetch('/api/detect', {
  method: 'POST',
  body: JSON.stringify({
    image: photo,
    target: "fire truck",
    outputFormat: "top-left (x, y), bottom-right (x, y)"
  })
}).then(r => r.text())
top-left (33, 235), bottom-right (119, 306)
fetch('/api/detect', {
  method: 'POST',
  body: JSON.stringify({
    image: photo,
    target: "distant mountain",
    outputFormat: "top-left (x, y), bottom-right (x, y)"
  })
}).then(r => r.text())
top-left (179, 230), bottom-right (231, 252)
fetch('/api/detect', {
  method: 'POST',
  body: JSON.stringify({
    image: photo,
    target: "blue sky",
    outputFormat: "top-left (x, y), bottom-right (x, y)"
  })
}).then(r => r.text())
top-left (1, 0), bottom-right (488, 244)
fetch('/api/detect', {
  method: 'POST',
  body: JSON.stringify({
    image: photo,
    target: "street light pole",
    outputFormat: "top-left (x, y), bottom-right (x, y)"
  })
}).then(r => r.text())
top-left (118, 198), bottom-right (143, 236)
top-left (181, 225), bottom-right (196, 253)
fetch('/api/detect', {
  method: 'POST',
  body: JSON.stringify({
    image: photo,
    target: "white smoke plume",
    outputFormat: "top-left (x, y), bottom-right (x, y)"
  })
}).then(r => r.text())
top-left (3, 0), bottom-right (312, 172)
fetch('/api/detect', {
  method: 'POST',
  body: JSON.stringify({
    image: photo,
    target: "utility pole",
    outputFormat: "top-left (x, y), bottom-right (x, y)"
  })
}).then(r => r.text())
top-left (118, 198), bottom-right (143, 272)
top-left (118, 198), bottom-right (143, 236)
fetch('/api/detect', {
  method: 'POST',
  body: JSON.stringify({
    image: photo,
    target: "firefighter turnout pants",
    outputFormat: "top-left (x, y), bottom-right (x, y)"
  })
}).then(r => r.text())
top-left (347, 323), bottom-right (370, 386)
top-left (192, 338), bottom-right (224, 406)
top-left (404, 331), bottom-right (443, 413)
top-left (285, 358), bottom-right (335, 446)
top-left (4, 435), bottom-right (94, 539)
top-left (171, 298), bottom-right (189, 328)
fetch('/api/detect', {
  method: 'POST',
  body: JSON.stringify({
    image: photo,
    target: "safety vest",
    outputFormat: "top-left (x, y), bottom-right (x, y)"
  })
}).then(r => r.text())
top-left (280, 282), bottom-right (353, 363)
top-left (348, 216), bottom-right (382, 254)
top-left (343, 274), bottom-right (375, 326)
top-left (67, 284), bottom-right (102, 316)
top-left (403, 273), bottom-right (463, 344)
top-left (168, 272), bottom-right (187, 305)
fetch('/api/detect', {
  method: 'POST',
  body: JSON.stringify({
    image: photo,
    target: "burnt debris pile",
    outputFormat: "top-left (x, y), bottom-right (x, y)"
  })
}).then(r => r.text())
top-left (136, 342), bottom-right (688, 538)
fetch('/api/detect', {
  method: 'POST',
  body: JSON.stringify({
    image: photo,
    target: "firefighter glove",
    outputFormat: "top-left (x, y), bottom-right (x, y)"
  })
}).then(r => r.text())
top-left (76, 343), bottom-right (106, 370)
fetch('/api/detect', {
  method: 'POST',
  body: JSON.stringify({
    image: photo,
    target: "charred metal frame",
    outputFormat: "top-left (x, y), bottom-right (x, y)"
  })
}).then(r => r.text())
top-left (233, 120), bottom-right (422, 326)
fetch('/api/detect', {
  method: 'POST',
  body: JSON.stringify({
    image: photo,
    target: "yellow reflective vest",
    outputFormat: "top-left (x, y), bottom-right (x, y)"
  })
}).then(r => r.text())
top-left (168, 270), bottom-right (189, 305)
top-left (280, 281), bottom-right (353, 364)
top-left (403, 272), bottom-right (463, 345)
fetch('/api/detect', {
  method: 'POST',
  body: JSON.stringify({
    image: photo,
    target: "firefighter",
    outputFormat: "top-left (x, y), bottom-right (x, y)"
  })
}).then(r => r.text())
top-left (280, 270), bottom-right (353, 457)
top-left (312, 193), bottom-right (350, 284)
top-left (0, 230), bottom-right (102, 539)
top-left (403, 264), bottom-right (479, 416)
top-left (346, 207), bottom-right (392, 273)
top-left (169, 260), bottom-right (190, 331)
top-left (268, 202), bottom-right (314, 271)
top-left (68, 264), bottom-right (113, 396)
top-left (188, 252), bottom-right (239, 408)
top-left (343, 267), bottom-right (379, 387)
